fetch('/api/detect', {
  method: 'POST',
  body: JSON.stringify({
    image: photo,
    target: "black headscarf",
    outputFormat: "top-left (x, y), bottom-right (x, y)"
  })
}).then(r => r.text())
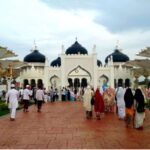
top-left (134, 88), bottom-right (145, 106)
top-left (124, 88), bottom-right (134, 108)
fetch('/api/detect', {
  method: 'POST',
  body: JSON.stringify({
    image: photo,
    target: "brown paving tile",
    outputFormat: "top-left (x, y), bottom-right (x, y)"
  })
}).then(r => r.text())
top-left (0, 101), bottom-right (150, 149)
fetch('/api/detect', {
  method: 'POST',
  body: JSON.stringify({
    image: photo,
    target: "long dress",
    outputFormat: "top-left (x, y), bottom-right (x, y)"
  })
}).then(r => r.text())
top-left (103, 87), bottom-right (115, 112)
top-left (94, 88), bottom-right (104, 113)
top-left (124, 88), bottom-right (134, 127)
top-left (83, 87), bottom-right (93, 119)
top-left (134, 88), bottom-right (145, 129)
top-left (116, 87), bottom-right (125, 119)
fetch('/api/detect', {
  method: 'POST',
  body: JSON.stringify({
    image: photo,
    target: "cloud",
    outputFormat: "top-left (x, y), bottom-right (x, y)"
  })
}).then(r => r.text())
top-left (42, 0), bottom-right (150, 33)
top-left (0, 0), bottom-right (150, 64)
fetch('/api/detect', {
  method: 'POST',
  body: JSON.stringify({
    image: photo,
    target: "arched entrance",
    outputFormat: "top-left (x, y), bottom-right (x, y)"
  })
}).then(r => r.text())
top-left (50, 75), bottom-right (60, 89)
top-left (67, 66), bottom-right (91, 88)
top-left (99, 75), bottom-right (109, 87)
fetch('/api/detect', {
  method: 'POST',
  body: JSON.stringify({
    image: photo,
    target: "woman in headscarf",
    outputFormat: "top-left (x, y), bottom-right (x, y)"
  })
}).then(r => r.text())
top-left (103, 87), bottom-right (115, 113)
top-left (134, 88), bottom-right (145, 130)
top-left (124, 87), bottom-right (134, 127)
top-left (116, 84), bottom-right (125, 120)
top-left (94, 88), bottom-right (105, 120)
top-left (83, 85), bottom-right (94, 119)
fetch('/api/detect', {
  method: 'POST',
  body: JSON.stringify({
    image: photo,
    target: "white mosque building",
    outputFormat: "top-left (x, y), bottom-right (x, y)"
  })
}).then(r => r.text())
top-left (19, 40), bottom-right (133, 90)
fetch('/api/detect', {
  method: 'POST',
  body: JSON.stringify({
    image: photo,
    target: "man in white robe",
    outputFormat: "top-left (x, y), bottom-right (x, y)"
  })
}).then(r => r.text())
top-left (6, 84), bottom-right (19, 121)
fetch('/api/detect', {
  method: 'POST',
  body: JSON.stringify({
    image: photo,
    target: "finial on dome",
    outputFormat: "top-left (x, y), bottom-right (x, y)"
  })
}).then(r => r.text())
top-left (61, 44), bottom-right (65, 54)
top-left (116, 40), bottom-right (119, 49)
top-left (34, 40), bottom-right (38, 50)
top-left (92, 44), bottom-right (96, 53)
top-left (75, 37), bottom-right (78, 41)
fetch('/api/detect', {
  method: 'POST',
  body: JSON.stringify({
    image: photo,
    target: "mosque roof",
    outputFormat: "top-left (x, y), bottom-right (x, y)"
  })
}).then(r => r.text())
top-left (24, 49), bottom-right (45, 63)
top-left (50, 57), bottom-right (61, 67)
top-left (105, 48), bottom-right (129, 63)
top-left (65, 41), bottom-right (88, 55)
top-left (97, 59), bottom-right (102, 66)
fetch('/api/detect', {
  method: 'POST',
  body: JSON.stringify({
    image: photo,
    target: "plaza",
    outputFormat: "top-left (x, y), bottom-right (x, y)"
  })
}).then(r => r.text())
top-left (0, 101), bottom-right (150, 149)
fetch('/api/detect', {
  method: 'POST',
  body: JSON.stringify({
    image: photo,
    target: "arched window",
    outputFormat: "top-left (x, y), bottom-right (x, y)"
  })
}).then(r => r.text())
top-left (31, 79), bottom-right (36, 89)
top-left (24, 79), bottom-right (29, 88)
top-left (81, 78), bottom-right (87, 87)
top-left (37, 79), bottom-right (43, 88)
top-left (74, 78), bottom-right (80, 88)
top-left (125, 78), bottom-right (130, 87)
top-left (118, 78), bottom-right (123, 87)
top-left (68, 78), bottom-right (73, 87)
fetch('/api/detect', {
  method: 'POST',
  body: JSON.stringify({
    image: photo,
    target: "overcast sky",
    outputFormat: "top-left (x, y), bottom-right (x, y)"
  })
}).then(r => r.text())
top-left (0, 0), bottom-right (150, 64)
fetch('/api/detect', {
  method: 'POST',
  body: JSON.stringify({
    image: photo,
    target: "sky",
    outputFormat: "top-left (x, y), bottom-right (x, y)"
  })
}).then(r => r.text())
top-left (0, 0), bottom-right (150, 64)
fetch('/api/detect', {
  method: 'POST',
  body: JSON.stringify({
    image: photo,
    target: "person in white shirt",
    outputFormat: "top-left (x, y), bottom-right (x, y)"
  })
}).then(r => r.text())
top-left (36, 85), bottom-right (44, 112)
top-left (23, 85), bottom-right (31, 112)
top-left (5, 84), bottom-right (19, 121)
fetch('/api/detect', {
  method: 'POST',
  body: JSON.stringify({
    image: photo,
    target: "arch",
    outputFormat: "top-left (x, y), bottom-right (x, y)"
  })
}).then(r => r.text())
top-left (37, 79), bottom-right (43, 88)
top-left (68, 65), bottom-right (91, 80)
top-left (125, 78), bottom-right (130, 87)
top-left (68, 78), bottom-right (73, 87)
top-left (81, 78), bottom-right (87, 87)
top-left (74, 78), bottom-right (80, 88)
top-left (23, 79), bottom-right (29, 88)
top-left (31, 79), bottom-right (36, 89)
top-left (118, 78), bottom-right (123, 87)
top-left (99, 74), bottom-right (109, 87)
top-left (50, 75), bottom-right (60, 88)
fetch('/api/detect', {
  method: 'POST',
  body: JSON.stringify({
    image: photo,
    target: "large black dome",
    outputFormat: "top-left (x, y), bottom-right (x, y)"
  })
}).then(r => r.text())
top-left (97, 59), bottom-right (102, 66)
top-left (24, 50), bottom-right (45, 63)
top-left (105, 49), bottom-right (129, 63)
top-left (65, 41), bottom-right (88, 55)
top-left (50, 57), bottom-right (61, 67)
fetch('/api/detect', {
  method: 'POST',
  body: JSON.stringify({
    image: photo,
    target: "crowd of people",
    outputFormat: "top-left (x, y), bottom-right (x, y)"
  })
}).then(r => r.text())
top-left (82, 83), bottom-right (150, 130)
top-left (4, 82), bottom-right (150, 131)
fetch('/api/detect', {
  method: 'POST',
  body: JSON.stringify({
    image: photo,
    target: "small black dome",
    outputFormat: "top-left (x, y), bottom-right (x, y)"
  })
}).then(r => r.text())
top-left (105, 49), bottom-right (129, 63)
top-left (97, 59), bottom-right (102, 66)
top-left (50, 57), bottom-right (61, 67)
top-left (24, 50), bottom-right (45, 63)
top-left (65, 41), bottom-right (88, 55)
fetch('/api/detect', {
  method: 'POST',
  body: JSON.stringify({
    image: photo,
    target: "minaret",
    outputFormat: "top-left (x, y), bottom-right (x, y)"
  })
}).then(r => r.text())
top-left (61, 44), bottom-right (65, 54)
top-left (92, 44), bottom-right (96, 54)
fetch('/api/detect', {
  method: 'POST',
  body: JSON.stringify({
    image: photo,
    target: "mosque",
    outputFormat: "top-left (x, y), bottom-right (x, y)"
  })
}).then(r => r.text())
top-left (19, 40), bottom-right (132, 90)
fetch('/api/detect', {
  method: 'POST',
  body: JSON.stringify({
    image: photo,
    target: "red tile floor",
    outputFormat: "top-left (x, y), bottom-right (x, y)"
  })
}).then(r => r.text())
top-left (0, 101), bottom-right (150, 149)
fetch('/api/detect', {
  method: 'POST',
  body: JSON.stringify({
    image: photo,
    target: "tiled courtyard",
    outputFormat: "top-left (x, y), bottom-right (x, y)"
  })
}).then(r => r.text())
top-left (0, 101), bottom-right (150, 149)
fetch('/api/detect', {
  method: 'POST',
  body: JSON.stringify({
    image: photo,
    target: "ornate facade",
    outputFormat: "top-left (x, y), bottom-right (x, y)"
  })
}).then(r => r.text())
top-left (19, 40), bottom-right (133, 90)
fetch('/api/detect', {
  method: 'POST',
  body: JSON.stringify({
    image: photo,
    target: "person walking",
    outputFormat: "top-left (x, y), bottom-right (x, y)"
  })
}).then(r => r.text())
top-left (36, 85), bottom-right (44, 112)
top-left (83, 85), bottom-right (94, 119)
top-left (23, 85), bottom-right (31, 112)
top-left (94, 88), bottom-right (105, 120)
top-left (124, 87), bottom-right (134, 128)
top-left (116, 83), bottom-right (125, 120)
top-left (134, 88), bottom-right (145, 130)
top-left (5, 84), bottom-right (19, 121)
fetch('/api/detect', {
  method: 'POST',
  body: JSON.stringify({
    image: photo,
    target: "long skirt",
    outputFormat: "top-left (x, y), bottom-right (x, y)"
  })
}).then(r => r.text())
top-left (125, 107), bottom-right (134, 127)
top-left (118, 106), bottom-right (125, 119)
top-left (134, 111), bottom-right (145, 128)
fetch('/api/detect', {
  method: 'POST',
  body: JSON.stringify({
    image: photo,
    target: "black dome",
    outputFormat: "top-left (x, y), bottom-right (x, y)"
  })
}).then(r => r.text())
top-left (65, 41), bottom-right (88, 55)
top-left (24, 50), bottom-right (45, 63)
top-left (97, 59), bottom-right (102, 66)
top-left (50, 57), bottom-right (61, 67)
top-left (105, 49), bottom-right (129, 63)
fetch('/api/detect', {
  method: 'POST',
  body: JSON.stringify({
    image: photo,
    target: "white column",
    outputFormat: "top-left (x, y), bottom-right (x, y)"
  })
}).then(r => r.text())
top-left (43, 57), bottom-right (49, 90)
top-left (92, 46), bottom-right (98, 90)
top-left (109, 57), bottom-right (114, 88)
top-left (61, 54), bottom-right (65, 87)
